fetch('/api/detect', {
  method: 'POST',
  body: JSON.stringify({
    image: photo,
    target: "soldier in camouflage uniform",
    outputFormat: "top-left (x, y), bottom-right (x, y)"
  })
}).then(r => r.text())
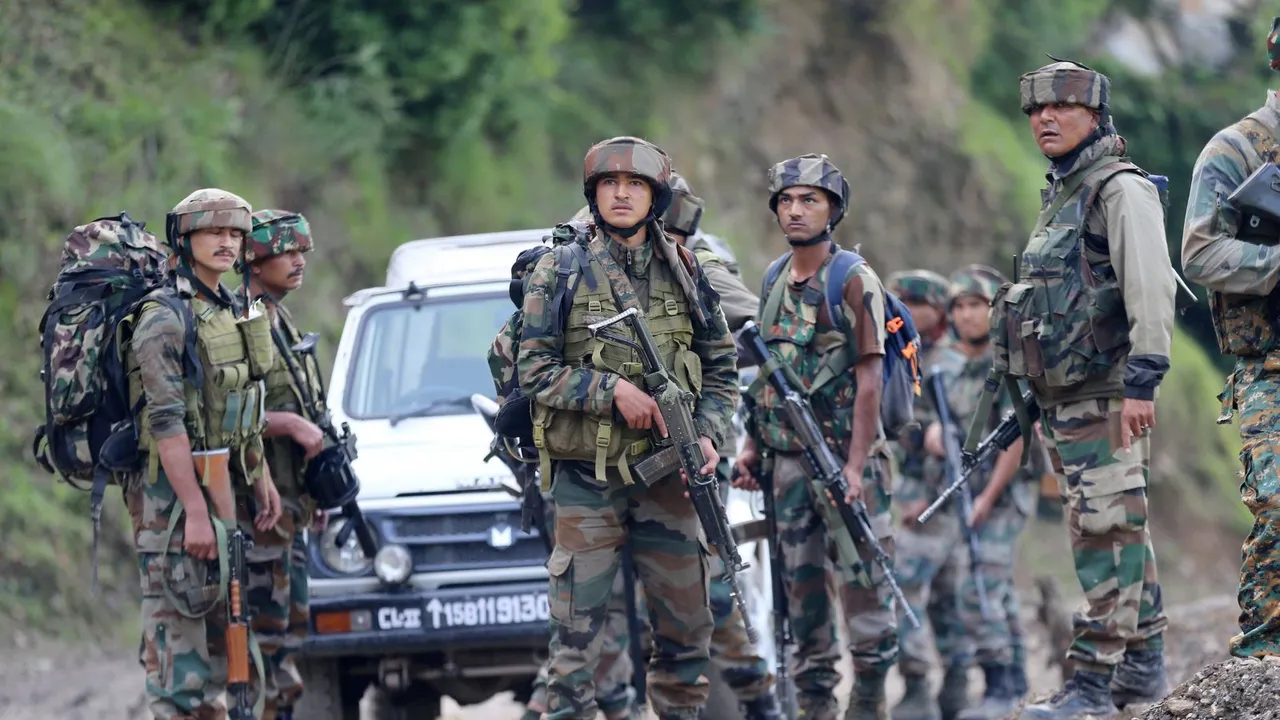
top-left (885, 270), bottom-right (970, 720)
top-left (1182, 19), bottom-right (1280, 662)
top-left (733, 154), bottom-right (898, 720)
top-left (936, 265), bottom-right (1032, 720)
top-left (518, 136), bottom-right (738, 720)
top-left (997, 62), bottom-right (1174, 719)
top-left (127, 189), bottom-right (283, 719)
top-left (244, 210), bottom-right (328, 720)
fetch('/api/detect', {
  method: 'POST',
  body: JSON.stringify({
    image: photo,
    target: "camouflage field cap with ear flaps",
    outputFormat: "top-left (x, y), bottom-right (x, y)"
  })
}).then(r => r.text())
top-left (766, 153), bottom-right (851, 223)
top-left (887, 269), bottom-right (951, 310)
top-left (663, 171), bottom-right (705, 236)
top-left (948, 263), bottom-right (1008, 306)
top-left (168, 188), bottom-right (253, 237)
top-left (1019, 60), bottom-right (1110, 115)
top-left (245, 209), bottom-right (314, 264)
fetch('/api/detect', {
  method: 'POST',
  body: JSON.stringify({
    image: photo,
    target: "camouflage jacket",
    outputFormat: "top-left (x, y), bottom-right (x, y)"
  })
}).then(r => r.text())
top-left (261, 302), bottom-right (324, 502)
top-left (489, 312), bottom-right (520, 401)
top-left (1183, 91), bottom-right (1280, 357)
top-left (685, 233), bottom-right (759, 332)
top-left (518, 228), bottom-right (738, 453)
top-left (751, 247), bottom-right (887, 455)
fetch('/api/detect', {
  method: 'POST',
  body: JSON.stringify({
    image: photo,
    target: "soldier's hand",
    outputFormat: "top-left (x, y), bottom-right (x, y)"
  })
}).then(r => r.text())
top-left (183, 506), bottom-right (218, 560)
top-left (1120, 398), bottom-right (1155, 452)
top-left (923, 422), bottom-right (944, 458)
top-left (614, 379), bottom-right (668, 437)
top-left (254, 477), bottom-right (283, 531)
top-left (292, 417), bottom-right (325, 461)
top-left (900, 499), bottom-right (928, 528)
top-left (971, 492), bottom-right (995, 527)
top-left (732, 443), bottom-right (759, 491)
top-left (697, 436), bottom-right (719, 476)
top-left (313, 508), bottom-right (329, 532)
top-left (841, 462), bottom-right (864, 505)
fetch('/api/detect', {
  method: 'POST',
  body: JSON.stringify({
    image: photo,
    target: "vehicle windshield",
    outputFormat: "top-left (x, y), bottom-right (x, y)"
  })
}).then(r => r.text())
top-left (344, 291), bottom-right (513, 420)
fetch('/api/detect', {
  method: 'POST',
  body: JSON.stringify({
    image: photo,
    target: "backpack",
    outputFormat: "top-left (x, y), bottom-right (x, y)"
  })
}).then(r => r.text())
top-left (760, 247), bottom-right (921, 439)
top-left (33, 212), bottom-right (199, 583)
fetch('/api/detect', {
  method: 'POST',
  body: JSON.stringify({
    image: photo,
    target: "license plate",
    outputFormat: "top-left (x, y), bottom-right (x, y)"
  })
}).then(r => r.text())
top-left (422, 592), bottom-right (549, 630)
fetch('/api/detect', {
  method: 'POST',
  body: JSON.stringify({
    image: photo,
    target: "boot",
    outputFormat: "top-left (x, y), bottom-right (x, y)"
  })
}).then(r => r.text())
top-left (891, 673), bottom-right (940, 720)
top-left (1110, 649), bottom-right (1167, 708)
top-left (798, 693), bottom-right (840, 720)
top-left (845, 670), bottom-right (889, 720)
top-left (1009, 660), bottom-right (1029, 699)
top-left (276, 709), bottom-right (293, 720)
top-left (936, 664), bottom-right (969, 720)
top-left (520, 710), bottom-right (543, 720)
top-left (956, 664), bottom-right (1019, 720)
top-left (743, 692), bottom-right (785, 720)
top-left (1018, 670), bottom-right (1117, 719)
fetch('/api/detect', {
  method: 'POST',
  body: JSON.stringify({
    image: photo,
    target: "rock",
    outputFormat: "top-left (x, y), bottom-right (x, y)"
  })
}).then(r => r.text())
top-left (1142, 657), bottom-right (1280, 720)
top-left (1163, 697), bottom-right (1195, 716)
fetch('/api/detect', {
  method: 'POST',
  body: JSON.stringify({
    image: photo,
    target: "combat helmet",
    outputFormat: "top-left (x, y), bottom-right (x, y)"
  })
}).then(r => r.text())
top-left (887, 269), bottom-right (951, 310)
top-left (766, 153), bottom-right (851, 236)
top-left (582, 136), bottom-right (674, 238)
top-left (948, 264), bottom-right (1008, 306)
top-left (166, 188), bottom-right (252, 247)
top-left (245, 209), bottom-right (314, 265)
top-left (663, 172), bottom-right (705, 237)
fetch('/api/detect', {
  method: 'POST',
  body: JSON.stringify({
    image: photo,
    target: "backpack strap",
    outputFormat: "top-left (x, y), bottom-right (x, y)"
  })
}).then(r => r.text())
top-left (757, 252), bottom-right (793, 334)
top-left (809, 249), bottom-right (864, 394)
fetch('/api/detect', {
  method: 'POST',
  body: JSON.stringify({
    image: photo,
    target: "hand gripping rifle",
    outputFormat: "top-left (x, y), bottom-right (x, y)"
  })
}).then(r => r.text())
top-left (587, 306), bottom-right (758, 644)
top-left (736, 321), bottom-right (919, 629)
top-left (923, 368), bottom-right (993, 620)
top-left (275, 330), bottom-right (379, 558)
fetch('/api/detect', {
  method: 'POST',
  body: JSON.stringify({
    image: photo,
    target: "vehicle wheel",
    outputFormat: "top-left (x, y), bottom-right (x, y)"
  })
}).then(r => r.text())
top-left (705, 668), bottom-right (739, 720)
top-left (367, 684), bottom-right (444, 720)
top-left (295, 658), bottom-right (362, 720)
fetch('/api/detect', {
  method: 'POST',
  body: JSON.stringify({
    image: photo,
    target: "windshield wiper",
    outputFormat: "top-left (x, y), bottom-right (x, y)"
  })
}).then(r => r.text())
top-left (388, 396), bottom-right (474, 427)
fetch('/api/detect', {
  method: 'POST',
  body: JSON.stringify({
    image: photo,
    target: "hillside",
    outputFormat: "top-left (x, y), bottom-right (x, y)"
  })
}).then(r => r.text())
top-left (0, 0), bottom-right (1259, 639)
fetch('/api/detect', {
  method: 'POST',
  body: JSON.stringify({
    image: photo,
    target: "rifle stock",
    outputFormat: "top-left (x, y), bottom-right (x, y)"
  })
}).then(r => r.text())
top-left (588, 307), bottom-right (758, 644)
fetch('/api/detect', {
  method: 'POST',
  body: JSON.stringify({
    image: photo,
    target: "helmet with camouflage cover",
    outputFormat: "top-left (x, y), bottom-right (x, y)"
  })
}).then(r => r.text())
top-left (766, 153), bottom-right (851, 230)
top-left (245, 209), bottom-right (314, 265)
top-left (948, 263), bottom-right (1008, 306)
top-left (887, 269), bottom-right (951, 310)
top-left (165, 188), bottom-right (252, 247)
top-left (664, 171), bottom-right (705, 237)
top-left (582, 136), bottom-right (674, 237)
top-left (1019, 58), bottom-right (1109, 116)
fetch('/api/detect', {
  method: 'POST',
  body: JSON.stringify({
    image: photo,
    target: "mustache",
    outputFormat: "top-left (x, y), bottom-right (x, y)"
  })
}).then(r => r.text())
top-left (213, 248), bottom-right (237, 258)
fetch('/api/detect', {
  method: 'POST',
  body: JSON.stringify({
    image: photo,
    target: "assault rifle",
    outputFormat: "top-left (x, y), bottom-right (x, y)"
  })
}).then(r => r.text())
top-left (924, 368), bottom-right (993, 620)
top-left (917, 386), bottom-right (1041, 524)
top-left (736, 321), bottom-right (919, 629)
top-left (471, 394), bottom-right (552, 555)
top-left (276, 331), bottom-right (378, 558)
top-left (737, 389), bottom-right (798, 720)
top-left (587, 306), bottom-right (758, 643)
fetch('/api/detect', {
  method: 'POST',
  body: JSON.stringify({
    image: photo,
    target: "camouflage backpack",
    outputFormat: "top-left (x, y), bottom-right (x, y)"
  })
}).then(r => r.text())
top-left (33, 213), bottom-right (198, 568)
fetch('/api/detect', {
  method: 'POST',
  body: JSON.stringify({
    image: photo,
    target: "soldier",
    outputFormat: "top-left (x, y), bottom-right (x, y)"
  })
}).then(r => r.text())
top-left (244, 210), bottom-right (329, 720)
top-left (128, 188), bottom-right (283, 719)
top-left (733, 153), bottom-right (898, 720)
top-left (932, 265), bottom-right (1032, 720)
top-left (518, 136), bottom-right (738, 720)
top-left (1182, 19), bottom-right (1280, 662)
top-left (998, 60), bottom-right (1174, 719)
top-left (885, 270), bottom-right (970, 720)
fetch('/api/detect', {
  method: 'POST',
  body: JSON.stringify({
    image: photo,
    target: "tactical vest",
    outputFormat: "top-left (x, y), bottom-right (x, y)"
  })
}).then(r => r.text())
top-left (131, 292), bottom-right (271, 485)
top-left (1208, 114), bottom-right (1280, 357)
top-left (993, 155), bottom-right (1134, 391)
top-left (262, 304), bottom-right (325, 499)
top-left (753, 253), bottom-right (858, 454)
top-left (531, 234), bottom-right (699, 486)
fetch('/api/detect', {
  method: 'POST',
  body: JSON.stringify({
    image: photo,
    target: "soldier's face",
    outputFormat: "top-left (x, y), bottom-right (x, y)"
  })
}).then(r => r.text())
top-left (903, 300), bottom-right (941, 335)
top-left (594, 172), bottom-right (653, 228)
top-left (1029, 102), bottom-right (1100, 157)
top-left (775, 187), bottom-right (832, 242)
top-left (951, 295), bottom-right (991, 343)
top-left (254, 250), bottom-right (307, 293)
top-left (189, 227), bottom-right (244, 275)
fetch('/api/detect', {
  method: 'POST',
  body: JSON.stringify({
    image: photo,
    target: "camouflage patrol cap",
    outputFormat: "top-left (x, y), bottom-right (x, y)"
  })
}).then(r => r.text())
top-left (1019, 60), bottom-right (1109, 115)
top-left (887, 269), bottom-right (951, 309)
top-left (245, 209), bottom-right (313, 264)
top-left (582, 136), bottom-right (673, 195)
top-left (664, 171), bottom-right (705, 236)
top-left (168, 188), bottom-right (252, 237)
top-left (766, 154), bottom-right (851, 223)
top-left (948, 263), bottom-right (1008, 306)
top-left (1268, 17), bottom-right (1280, 70)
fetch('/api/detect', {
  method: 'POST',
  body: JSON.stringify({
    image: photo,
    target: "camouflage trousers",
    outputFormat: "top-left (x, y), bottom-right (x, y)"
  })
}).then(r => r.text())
top-left (893, 511), bottom-right (969, 676)
top-left (1041, 397), bottom-right (1168, 671)
top-left (771, 451), bottom-right (897, 717)
top-left (1225, 358), bottom-right (1280, 659)
top-left (957, 500), bottom-right (1027, 667)
top-left (545, 460), bottom-right (714, 720)
top-left (241, 501), bottom-right (310, 718)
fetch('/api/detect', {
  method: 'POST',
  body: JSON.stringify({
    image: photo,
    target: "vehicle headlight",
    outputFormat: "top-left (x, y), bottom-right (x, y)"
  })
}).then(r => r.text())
top-left (320, 518), bottom-right (374, 575)
top-left (374, 544), bottom-right (413, 585)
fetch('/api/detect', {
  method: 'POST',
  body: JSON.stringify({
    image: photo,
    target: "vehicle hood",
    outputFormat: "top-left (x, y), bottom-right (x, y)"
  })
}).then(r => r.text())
top-left (347, 413), bottom-right (515, 500)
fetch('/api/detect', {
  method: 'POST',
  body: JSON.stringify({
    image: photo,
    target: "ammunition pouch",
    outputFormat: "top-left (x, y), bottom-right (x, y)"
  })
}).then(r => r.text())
top-left (238, 304), bottom-right (275, 380)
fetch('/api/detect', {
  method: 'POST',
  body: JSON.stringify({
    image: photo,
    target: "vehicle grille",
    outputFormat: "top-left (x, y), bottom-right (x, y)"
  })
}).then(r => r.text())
top-left (380, 505), bottom-right (547, 572)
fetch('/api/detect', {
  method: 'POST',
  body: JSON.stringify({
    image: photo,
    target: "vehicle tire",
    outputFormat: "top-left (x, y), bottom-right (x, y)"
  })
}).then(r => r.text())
top-left (705, 668), bottom-right (740, 720)
top-left (367, 684), bottom-right (444, 720)
top-left (295, 658), bottom-right (361, 720)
